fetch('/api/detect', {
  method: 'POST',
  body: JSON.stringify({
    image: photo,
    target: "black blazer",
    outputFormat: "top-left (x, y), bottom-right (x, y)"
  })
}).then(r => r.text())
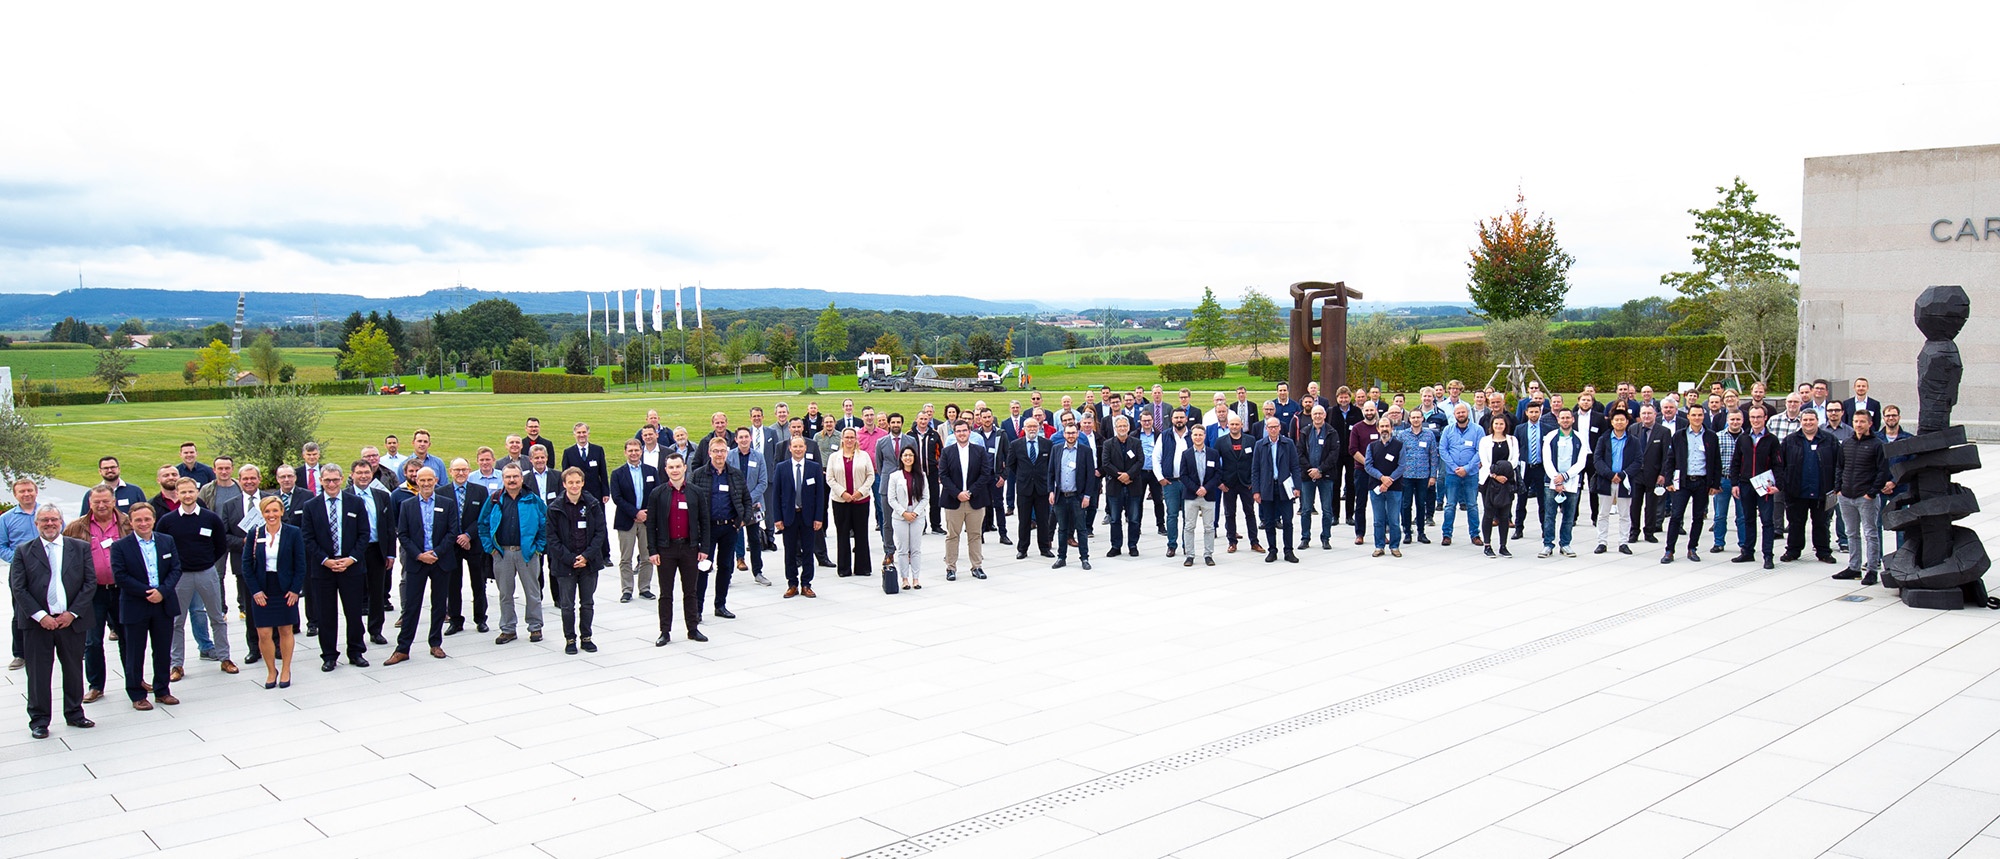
top-left (301, 492), bottom-right (369, 577)
top-left (1047, 439), bottom-right (1099, 502)
top-left (1591, 433), bottom-right (1641, 497)
top-left (609, 463), bottom-right (661, 532)
top-left (109, 532), bottom-right (181, 622)
top-left (1006, 433), bottom-right (1052, 492)
top-left (1177, 445), bottom-right (1226, 498)
top-left (241, 524), bottom-right (308, 602)
top-left (354, 486), bottom-right (396, 553)
top-left (1252, 436), bottom-right (1303, 499)
top-left (395, 493), bottom-right (461, 568)
top-left (561, 443), bottom-right (610, 499)
top-left (771, 458), bottom-right (826, 528)
top-left (546, 493), bottom-right (609, 575)
top-left (644, 479), bottom-right (713, 549)
top-left (1096, 435), bottom-right (1146, 500)
top-left (15, 535), bottom-right (97, 628)
top-left (445, 482), bottom-right (488, 547)
top-left (939, 443), bottom-right (993, 509)
top-left (1633, 424), bottom-right (1671, 483)
top-left (1662, 428), bottom-right (1723, 486)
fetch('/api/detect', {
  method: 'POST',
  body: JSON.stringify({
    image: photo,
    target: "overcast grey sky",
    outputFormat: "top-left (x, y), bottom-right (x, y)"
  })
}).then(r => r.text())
top-left (3, 1), bottom-right (1994, 309)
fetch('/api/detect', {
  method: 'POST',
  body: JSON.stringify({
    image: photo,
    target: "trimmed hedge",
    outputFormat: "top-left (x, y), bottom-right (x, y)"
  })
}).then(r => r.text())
top-left (802, 360), bottom-right (849, 377)
top-left (1255, 335), bottom-right (1795, 393)
top-left (933, 365), bottom-right (979, 380)
top-left (11, 380), bottom-right (370, 408)
top-left (493, 370), bottom-right (606, 394)
top-left (1159, 361), bottom-right (1225, 383)
top-left (609, 367), bottom-right (672, 385)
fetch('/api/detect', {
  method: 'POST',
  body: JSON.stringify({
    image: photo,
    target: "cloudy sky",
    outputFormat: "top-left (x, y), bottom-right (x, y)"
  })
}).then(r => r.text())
top-left (3, 2), bottom-right (1993, 309)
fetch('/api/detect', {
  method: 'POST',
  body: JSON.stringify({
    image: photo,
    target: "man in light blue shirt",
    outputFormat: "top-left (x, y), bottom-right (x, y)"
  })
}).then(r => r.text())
top-left (1438, 404), bottom-right (1484, 546)
top-left (4, 477), bottom-right (47, 670)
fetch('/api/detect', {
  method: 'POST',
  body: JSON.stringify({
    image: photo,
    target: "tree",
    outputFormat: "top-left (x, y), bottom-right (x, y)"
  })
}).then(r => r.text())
top-left (686, 323), bottom-right (720, 373)
top-left (195, 339), bottom-right (239, 386)
top-left (945, 338), bottom-right (969, 363)
top-left (1002, 328), bottom-right (1015, 359)
top-left (723, 330), bottom-right (751, 382)
top-left (812, 304), bottom-right (848, 359)
top-left (0, 405), bottom-right (58, 484)
top-left (622, 339), bottom-right (649, 380)
top-left (91, 344), bottom-right (137, 400)
top-left (1230, 286), bottom-right (1284, 358)
top-left (466, 349), bottom-right (492, 382)
top-left (869, 331), bottom-right (906, 362)
top-left (182, 360), bottom-right (198, 386)
top-left (47, 316), bottom-right (104, 346)
top-left (1661, 177), bottom-right (1799, 334)
top-left (1346, 312), bottom-right (1406, 385)
top-left (1481, 314), bottom-right (1551, 394)
top-left (242, 332), bottom-right (284, 385)
top-left (432, 299), bottom-right (542, 362)
top-left (965, 332), bottom-right (1004, 363)
top-left (334, 311), bottom-right (365, 377)
top-left (764, 325), bottom-right (798, 379)
top-left (115, 318), bottom-right (146, 337)
top-left (278, 362), bottom-right (297, 383)
top-left (339, 323), bottom-right (395, 381)
top-left (504, 337), bottom-right (538, 372)
top-left (1185, 286), bottom-right (1231, 358)
top-left (208, 389), bottom-right (324, 489)
top-left (1062, 331), bottom-right (1080, 352)
top-left (562, 334), bottom-right (590, 376)
top-left (1467, 191), bottom-right (1575, 320)
top-left (1716, 274), bottom-right (1799, 385)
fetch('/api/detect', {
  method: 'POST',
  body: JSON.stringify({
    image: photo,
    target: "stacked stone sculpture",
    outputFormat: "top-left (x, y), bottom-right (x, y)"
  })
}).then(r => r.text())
top-left (1882, 285), bottom-right (1990, 609)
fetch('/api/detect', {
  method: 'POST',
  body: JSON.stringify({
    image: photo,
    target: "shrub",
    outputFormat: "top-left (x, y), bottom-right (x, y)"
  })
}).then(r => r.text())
top-left (492, 370), bottom-right (606, 394)
top-left (1158, 361), bottom-right (1225, 383)
top-left (933, 365), bottom-right (980, 379)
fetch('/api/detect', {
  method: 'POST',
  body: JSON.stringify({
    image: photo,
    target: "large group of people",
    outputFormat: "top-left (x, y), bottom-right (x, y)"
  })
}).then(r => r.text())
top-left (8, 376), bottom-right (1906, 739)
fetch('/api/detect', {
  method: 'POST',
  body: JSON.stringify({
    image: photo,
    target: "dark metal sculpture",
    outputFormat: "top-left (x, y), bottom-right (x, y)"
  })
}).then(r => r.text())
top-left (1883, 285), bottom-right (1989, 609)
top-left (1287, 281), bottom-right (1363, 398)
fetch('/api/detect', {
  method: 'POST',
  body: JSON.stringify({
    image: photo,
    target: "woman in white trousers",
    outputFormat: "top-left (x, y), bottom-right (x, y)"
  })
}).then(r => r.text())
top-left (887, 446), bottom-right (928, 592)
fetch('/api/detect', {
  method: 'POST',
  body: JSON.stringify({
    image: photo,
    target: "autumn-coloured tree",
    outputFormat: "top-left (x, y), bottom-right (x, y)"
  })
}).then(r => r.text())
top-left (1467, 192), bottom-right (1575, 321)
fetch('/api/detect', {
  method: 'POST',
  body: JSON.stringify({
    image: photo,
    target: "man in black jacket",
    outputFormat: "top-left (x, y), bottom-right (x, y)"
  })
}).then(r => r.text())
top-left (561, 422), bottom-right (610, 505)
top-left (1660, 405), bottom-right (1721, 564)
top-left (691, 439), bottom-right (751, 618)
top-left (1779, 410), bottom-right (1839, 565)
top-left (1833, 411), bottom-right (1891, 585)
top-left (1006, 416), bottom-right (1053, 558)
top-left (1298, 405), bottom-right (1343, 550)
top-left (1216, 415), bottom-right (1261, 554)
top-left (347, 461), bottom-right (400, 641)
top-left (1731, 405), bottom-right (1785, 569)
top-left (647, 454), bottom-right (711, 643)
top-left (1098, 416), bottom-right (1146, 558)
top-left (1630, 404), bottom-right (1670, 544)
top-left (442, 459), bottom-right (490, 637)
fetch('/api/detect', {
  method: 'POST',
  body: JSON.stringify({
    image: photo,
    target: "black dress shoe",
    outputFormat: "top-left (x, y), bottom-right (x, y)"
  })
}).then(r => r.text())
top-left (321, 658), bottom-right (337, 672)
top-left (1016, 551), bottom-right (1028, 560)
top-left (445, 622), bottom-right (463, 636)
top-left (1594, 545), bottom-right (1608, 555)
top-left (581, 639), bottom-right (598, 652)
top-left (1660, 554), bottom-right (1674, 565)
top-left (971, 569), bottom-right (987, 580)
top-left (1862, 572), bottom-right (1879, 586)
top-left (1265, 550), bottom-right (1278, 563)
top-left (1688, 550), bottom-right (1701, 563)
top-left (1618, 545), bottom-right (1633, 555)
top-left (1322, 540), bottom-right (1332, 550)
top-left (1416, 534), bottom-right (1431, 545)
top-left (620, 592), bottom-right (633, 603)
top-left (639, 590), bottom-right (656, 600)
top-left (369, 633), bottom-right (388, 645)
top-left (1107, 546), bottom-right (1122, 558)
top-left (1080, 560), bottom-right (1092, 570)
top-left (1205, 556), bottom-right (1215, 566)
top-left (999, 535), bottom-right (1013, 545)
top-left (816, 555), bottom-right (836, 568)
top-left (1040, 549), bottom-right (1056, 558)
top-left (1779, 553), bottom-right (1800, 563)
top-left (1129, 548), bottom-right (1140, 557)
top-left (565, 640), bottom-right (580, 655)
top-left (687, 630), bottom-right (709, 642)
top-left (946, 570), bottom-right (958, 581)
top-left (1731, 553), bottom-right (1755, 563)
top-left (1764, 557), bottom-right (1775, 569)
top-left (1184, 557), bottom-right (1195, 567)
top-left (350, 656), bottom-right (370, 668)
top-left (1051, 559), bottom-right (1067, 569)
top-left (65, 718), bottom-right (94, 729)
top-left (307, 625), bottom-right (320, 637)
top-left (1831, 569), bottom-right (1862, 580)
top-left (1284, 552), bottom-right (1299, 563)
top-left (655, 635), bottom-right (671, 646)
top-left (30, 726), bottom-right (49, 739)
top-left (245, 651), bottom-right (262, 665)
top-left (715, 607), bottom-right (737, 619)
top-left (477, 623), bottom-right (491, 634)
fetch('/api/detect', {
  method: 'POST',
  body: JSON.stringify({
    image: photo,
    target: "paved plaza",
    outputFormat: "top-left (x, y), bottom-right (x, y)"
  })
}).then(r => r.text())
top-left (3, 459), bottom-right (1999, 858)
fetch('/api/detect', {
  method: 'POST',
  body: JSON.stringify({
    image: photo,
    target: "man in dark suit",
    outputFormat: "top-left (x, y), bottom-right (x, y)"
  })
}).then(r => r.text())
top-left (1843, 377), bottom-right (1882, 427)
top-left (1297, 405), bottom-right (1343, 551)
top-left (302, 465), bottom-right (370, 672)
top-left (1177, 427), bottom-right (1226, 564)
top-left (215, 463), bottom-right (264, 660)
top-left (11, 505), bottom-right (96, 737)
top-left (347, 460), bottom-right (399, 642)
top-left (386, 467), bottom-right (459, 663)
top-left (1661, 404), bottom-right (1722, 564)
top-left (1252, 417), bottom-right (1303, 563)
top-left (1216, 414), bottom-right (1260, 554)
top-left (1097, 415), bottom-right (1146, 558)
top-left (1731, 405), bottom-right (1785, 569)
top-left (110, 503), bottom-right (181, 713)
top-left (522, 417), bottom-right (560, 469)
top-left (1047, 423), bottom-right (1098, 570)
top-left (562, 422), bottom-right (610, 504)
top-left (611, 438), bottom-right (661, 603)
top-left (441, 458), bottom-right (490, 636)
top-left (938, 420), bottom-right (993, 580)
top-left (1006, 415), bottom-right (1053, 558)
top-left (769, 438), bottom-right (825, 598)
top-left (1630, 404), bottom-right (1671, 544)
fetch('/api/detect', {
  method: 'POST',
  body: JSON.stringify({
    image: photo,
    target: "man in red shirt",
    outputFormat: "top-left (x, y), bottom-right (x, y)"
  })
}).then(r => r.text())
top-left (646, 455), bottom-right (711, 645)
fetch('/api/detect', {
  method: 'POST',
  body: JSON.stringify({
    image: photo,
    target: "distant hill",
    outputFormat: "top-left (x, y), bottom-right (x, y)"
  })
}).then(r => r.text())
top-left (0, 286), bottom-right (1054, 329)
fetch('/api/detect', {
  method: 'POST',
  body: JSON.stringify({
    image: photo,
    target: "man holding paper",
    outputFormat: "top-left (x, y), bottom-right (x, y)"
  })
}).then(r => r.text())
top-left (1731, 406), bottom-right (1784, 570)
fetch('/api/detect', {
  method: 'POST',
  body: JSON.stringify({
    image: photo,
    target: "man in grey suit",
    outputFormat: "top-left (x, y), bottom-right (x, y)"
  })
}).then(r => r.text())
top-left (10, 506), bottom-right (95, 738)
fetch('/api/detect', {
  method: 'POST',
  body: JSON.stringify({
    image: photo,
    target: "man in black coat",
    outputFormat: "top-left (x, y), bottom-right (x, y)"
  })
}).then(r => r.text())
top-left (1006, 415), bottom-right (1054, 558)
top-left (302, 465), bottom-right (371, 671)
top-left (647, 453), bottom-right (713, 642)
top-left (691, 440), bottom-right (751, 619)
top-left (1660, 405), bottom-right (1722, 564)
top-left (11, 506), bottom-right (95, 737)
top-left (1215, 414), bottom-right (1260, 554)
top-left (1630, 404), bottom-right (1671, 544)
top-left (347, 461), bottom-right (400, 641)
top-left (561, 422), bottom-right (610, 504)
top-left (1047, 423), bottom-right (1098, 569)
top-left (1779, 409), bottom-right (1840, 565)
top-left (1097, 416), bottom-right (1146, 558)
top-left (441, 459), bottom-right (490, 636)
top-left (1730, 405), bottom-right (1785, 569)
top-left (386, 469), bottom-right (459, 663)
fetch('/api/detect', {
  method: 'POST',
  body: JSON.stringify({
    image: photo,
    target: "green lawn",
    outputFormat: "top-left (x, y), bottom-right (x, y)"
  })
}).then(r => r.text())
top-left (28, 364), bottom-right (1262, 487)
top-left (4, 346), bottom-right (342, 393)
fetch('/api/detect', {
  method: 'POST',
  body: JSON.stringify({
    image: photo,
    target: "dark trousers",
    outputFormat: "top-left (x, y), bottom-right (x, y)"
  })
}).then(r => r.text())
top-left (831, 502), bottom-right (872, 576)
top-left (817, 494), bottom-right (833, 561)
top-left (734, 522), bottom-right (764, 575)
top-left (23, 623), bottom-right (85, 729)
top-left (1352, 469), bottom-right (1372, 538)
top-left (1482, 493), bottom-right (1514, 547)
top-left (393, 562), bottom-right (450, 653)
top-left (1336, 458), bottom-right (1360, 521)
top-left (1055, 493), bottom-right (1090, 560)
top-left (1786, 496), bottom-right (1833, 558)
top-left (310, 573), bottom-right (367, 661)
top-left (1514, 465), bottom-right (1546, 536)
top-left (1105, 490), bottom-right (1144, 551)
top-left (656, 544), bottom-right (702, 635)
top-left (1401, 478), bottom-right (1435, 537)
top-left (122, 611), bottom-right (173, 702)
top-left (449, 547), bottom-right (492, 627)
top-left (1222, 484), bottom-right (1257, 546)
top-left (1261, 495), bottom-right (1296, 551)
top-left (779, 519), bottom-right (816, 587)
top-left (1740, 492), bottom-right (1778, 559)
top-left (82, 585), bottom-right (121, 692)
top-left (551, 570), bottom-right (598, 641)
top-left (1017, 485), bottom-right (1052, 551)
top-left (927, 476), bottom-right (943, 532)
top-left (226, 539), bottom-right (256, 645)
top-left (363, 543), bottom-right (390, 636)
top-left (705, 527), bottom-right (736, 613)
top-left (1665, 477), bottom-right (1714, 553)
top-left (1629, 480), bottom-right (1666, 540)
top-left (1143, 471), bottom-right (1165, 530)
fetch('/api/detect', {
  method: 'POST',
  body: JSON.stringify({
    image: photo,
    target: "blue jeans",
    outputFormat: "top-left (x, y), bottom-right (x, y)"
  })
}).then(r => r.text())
top-left (188, 590), bottom-right (214, 653)
top-left (1371, 488), bottom-right (1403, 549)
top-left (1401, 477), bottom-right (1435, 536)
top-left (1710, 476), bottom-right (1739, 549)
top-left (1055, 494), bottom-right (1090, 560)
top-left (1441, 471), bottom-right (1480, 538)
top-left (1160, 482), bottom-right (1184, 550)
top-left (1299, 476), bottom-right (1336, 542)
top-left (1104, 492), bottom-right (1144, 551)
top-left (1542, 488), bottom-right (1579, 549)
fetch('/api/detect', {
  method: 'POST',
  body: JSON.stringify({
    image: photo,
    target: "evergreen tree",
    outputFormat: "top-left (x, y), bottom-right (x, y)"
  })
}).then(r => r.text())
top-left (1185, 287), bottom-right (1231, 358)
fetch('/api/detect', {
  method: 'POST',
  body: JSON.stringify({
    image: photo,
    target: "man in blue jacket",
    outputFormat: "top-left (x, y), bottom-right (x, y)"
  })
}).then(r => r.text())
top-left (387, 468), bottom-right (461, 663)
top-left (1047, 423), bottom-right (1098, 570)
top-left (476, 465), bottom-right (546, 648)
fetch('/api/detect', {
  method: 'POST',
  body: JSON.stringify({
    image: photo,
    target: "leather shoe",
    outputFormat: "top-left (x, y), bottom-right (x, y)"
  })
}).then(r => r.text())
top-left (529, 631), bottom-right (543, 643)
top-left (1763, 558), bottom-right (1775, 569)
top-left (565, 641), bottom-right (579, 655)
top-left (1205, 556), bottom-right (1215, 566)
top-left (1660, 554), bottom-right (1674, 565)
top-left (1618, 545), bottom-right (1633, 555)
top-left (369, 633), bottom-right (388, 645)
top-left (1184, 557), bottom-right (1195, 567)
top-left (640, 590), bottom-right (656, 600)
top-left (1688, 550), bottom-right (1701, 563)
top-left (477, 623), bottom-right (491, 633)
top-left (655, 635), bottom-right (671, 647)
top-left (245, 651), bottom-right (262, 665)
top-left (1416, 534), bottom-right (1432, 544)
top-left (1265, 550), bottom-right (1278, 563)
top-left (169, 667), bottom-right (185, 683)
top-left (621, 592), bottom-right (633, 603)
top-left (1165, 548), bottom-right (1176, 558)
top-left (29, 726), bottom-right (49, 739)
top-left (321, 658), bottom-right (338, 672)
top-left (688, 630), bottom-right (709, 642)
top-left (446, 622), bottom-right (464, 635)
top-left (350, 656), bottom-right (370, 667)
top-left (82, 689), bottom-right (103, 704)
top-left (1731, 553), bottom-right (1755, 563)
top-left (1040, 549), bottom-right (1056, 558)
top-left (429, 647), bottom-right (447, 659)
top-left (1831, 569), bottom-right (1862, 580)
top-left (715, 607), bottom-right (737, 619)
top-left (1051, 559), bottom-right (1066, 569)
top-left (783, 587), bottom-right (798, 598)
top-left (1016, 551), bottom-right (1028, 560)
top-left (220, 660), bottom-right (239, 674)
top-left (132, 699), bottom-right (154, 711)
top-left (155, 695), bottom-right (180, 706)
top-left (1081, 560), bottom-right (1092, 571)
top-left (580, 639), bottom-right (597, 652)
top-left (1107, 546), bottom-right (1121, 558)
top-left (495, 632), bottom-right (518, 644)
top-left (971, 569), bottom-right (987, 580)
top-left (66, 718), bottom-right (94, 729)
top-left (1471, 537), bottom-right (1484, 547)
top-left (1284, 552), bottom-right (1299, 563)
top-left (1441, 536), bottom-right (1452, 546)
top-left (801, 587), bottom-right (817, 598)
top-left (385, 651), bottom-right (409, 665)
top-left (947, 570), bottom-right (958, 581)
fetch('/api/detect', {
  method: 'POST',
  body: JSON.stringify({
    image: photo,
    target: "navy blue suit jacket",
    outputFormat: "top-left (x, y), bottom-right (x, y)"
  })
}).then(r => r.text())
top-left (109, 531), bottom-right (183, 618)
top-left (396, 493), bottom-right (461, 568)
top-left (1047, 440), bottom-right (1099, 503)
top-left (609, 463), bottom-right (660, 531)
top-left (301, 492), bottom-right (369, 578)
top-left (1251, 436), bottom-right (1303, 499)
top-left (772, 458), bottom-right (826, 528)
top-left (1176, 445), bottom-right (1225, 498)
top-left (241, 524), bottom-right (308, 601)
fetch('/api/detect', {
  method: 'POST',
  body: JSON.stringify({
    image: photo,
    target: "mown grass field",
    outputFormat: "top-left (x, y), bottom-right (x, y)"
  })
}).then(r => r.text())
top-left (5, 346), bottom-right (342, 392)
top-left (31, 363), bottom-right (1269, 487)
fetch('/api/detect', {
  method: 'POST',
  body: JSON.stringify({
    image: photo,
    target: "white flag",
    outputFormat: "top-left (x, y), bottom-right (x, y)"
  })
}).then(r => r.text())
top-left (653, 286), bottom-right (663, 332)
top-left (603, 293), bottom-right (611, 336)
top-left (633, 290), bottom-right (646, 333)
top-left (674, 287), bottom-right (684, 330)
top-left (585, 294), bottom-right (593, 334)
top-left (617, 290), bottom-right (626, 334)
top-left (695, 282), bottom-right (704, 329)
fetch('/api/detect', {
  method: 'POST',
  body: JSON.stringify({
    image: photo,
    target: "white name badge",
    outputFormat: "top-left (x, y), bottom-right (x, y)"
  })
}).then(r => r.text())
top-left (677, 501), bottom-right (688, 509)
top-left (747, 462), bottom-right (758, 468)
top-left (545, 492), bottom-right (557, 499)
top-left (577, 521), bottom-right (588, 529)
top-left (99, 538), bottom-right (114, 548)
top-left (434, 506), bottom-right (445, 513)
top-left (161, 553), bottom-right (172, 560)
top-left (1385, 454), bottom-right (1397, 461)
top-left (589, 461), bottom-right (599, 467)
top-left (117, 499), bottom-right (131, 508)
top-left (806, 478), bottom-right (816, 486)
top-left (198, 527), bottom-right (212, 537)
top-left (347, 512), bottom-right (359, 518)
top-left (719, 484), bottom-right (730, 491)
top-left (1463, 440), bottom-right (1475, 447)
top-left (1419, 442), bottom-right (1429, 448)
